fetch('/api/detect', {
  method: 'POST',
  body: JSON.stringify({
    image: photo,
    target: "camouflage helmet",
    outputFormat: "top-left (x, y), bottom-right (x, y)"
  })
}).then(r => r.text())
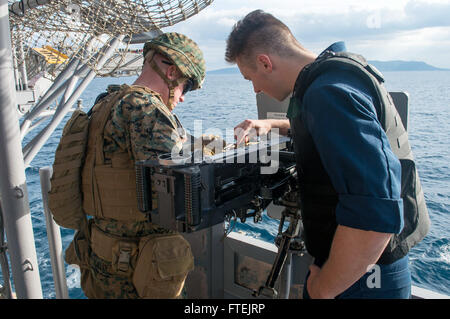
top-left (143, 32), bottom-right (206, 90)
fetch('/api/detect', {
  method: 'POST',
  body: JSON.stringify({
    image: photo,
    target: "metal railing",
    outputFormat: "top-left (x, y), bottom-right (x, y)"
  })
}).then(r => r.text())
top-left (39, 167), bottom-right (68, 299)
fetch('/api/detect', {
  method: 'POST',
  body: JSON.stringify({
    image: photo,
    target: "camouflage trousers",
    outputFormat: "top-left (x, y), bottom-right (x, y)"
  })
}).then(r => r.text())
top-left (82, 251), bottom-right (138, 299)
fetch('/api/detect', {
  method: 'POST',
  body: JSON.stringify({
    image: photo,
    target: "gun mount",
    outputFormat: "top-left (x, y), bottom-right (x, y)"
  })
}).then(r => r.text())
top-left (135, 135), bottom-right (307, 298)
top-left (135, 136), bottom-right (298, 233)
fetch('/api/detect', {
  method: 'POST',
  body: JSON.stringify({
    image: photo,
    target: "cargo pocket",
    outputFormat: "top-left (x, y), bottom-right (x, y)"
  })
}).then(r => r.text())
top-left (132, 234), bottom-right (194, 299)
top-left (65, 230), bottom-right (90, 269)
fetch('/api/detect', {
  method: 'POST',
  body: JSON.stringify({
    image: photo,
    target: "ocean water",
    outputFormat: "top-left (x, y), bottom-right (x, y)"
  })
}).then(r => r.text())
top-left (7, 71), bottom-right (450, 298)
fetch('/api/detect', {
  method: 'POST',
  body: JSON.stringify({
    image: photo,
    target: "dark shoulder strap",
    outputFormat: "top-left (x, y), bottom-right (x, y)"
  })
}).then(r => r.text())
top-left (293, 51), bottom-right (387, 129)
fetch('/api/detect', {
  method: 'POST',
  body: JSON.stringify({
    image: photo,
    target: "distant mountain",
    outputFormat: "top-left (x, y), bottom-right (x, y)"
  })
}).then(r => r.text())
top-left (208, 61), bottom-right (448, 74)
top-left (368, 60), bottom-right (448, 72)
top-left (207, 67), bottom-right (240, 74)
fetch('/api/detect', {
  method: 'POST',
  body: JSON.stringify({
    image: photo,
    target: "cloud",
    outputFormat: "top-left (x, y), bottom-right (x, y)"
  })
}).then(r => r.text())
top-left (275, 0), bottom-right (450, 42)
top-left (217, 17), bottom-right (237, 28)
top-left (164, 0), bottom-right (450, 70)
top-left (350, 26), bottom-right (450, 66)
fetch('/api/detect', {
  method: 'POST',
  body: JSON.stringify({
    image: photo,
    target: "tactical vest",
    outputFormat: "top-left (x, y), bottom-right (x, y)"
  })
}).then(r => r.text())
top-left (48, 109), bottom-right (90, 230)
top-left (287, 51), bottom-right (430, 265)
top-left (81, 84), bottom-right (181, 222)
top-left (49, 85), bottom-right (155, 229)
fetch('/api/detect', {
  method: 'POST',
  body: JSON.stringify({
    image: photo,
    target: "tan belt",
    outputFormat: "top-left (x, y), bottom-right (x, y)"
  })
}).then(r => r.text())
top-left (90, 224), bottom-right (139, 276)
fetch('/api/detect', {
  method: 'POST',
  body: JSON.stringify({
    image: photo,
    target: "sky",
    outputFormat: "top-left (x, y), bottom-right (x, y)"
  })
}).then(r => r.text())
top-left (164, 0), bottom-right (450, 71)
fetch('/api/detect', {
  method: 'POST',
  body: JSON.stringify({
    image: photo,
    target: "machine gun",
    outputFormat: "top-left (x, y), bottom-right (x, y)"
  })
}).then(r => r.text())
top-left (135, 135), bottom-right (306, 298)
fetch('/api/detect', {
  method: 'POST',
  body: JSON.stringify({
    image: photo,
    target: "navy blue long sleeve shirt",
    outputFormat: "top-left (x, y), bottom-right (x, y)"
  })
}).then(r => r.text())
top-left (300, 42), bottom-right (404, 234)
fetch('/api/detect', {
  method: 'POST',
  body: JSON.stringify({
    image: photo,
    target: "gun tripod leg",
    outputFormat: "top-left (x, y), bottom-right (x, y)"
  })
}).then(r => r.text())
top-left (253, 207), bottom-right (301, 298)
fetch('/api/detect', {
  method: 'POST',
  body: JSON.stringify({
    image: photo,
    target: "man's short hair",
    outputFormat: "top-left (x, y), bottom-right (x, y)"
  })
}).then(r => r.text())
top-left (225, 10), bottom-right (302, 66)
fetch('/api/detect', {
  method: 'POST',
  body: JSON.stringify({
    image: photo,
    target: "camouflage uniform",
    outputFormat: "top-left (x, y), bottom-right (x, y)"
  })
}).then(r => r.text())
top-left (78, 33), bottom-right (205, 299)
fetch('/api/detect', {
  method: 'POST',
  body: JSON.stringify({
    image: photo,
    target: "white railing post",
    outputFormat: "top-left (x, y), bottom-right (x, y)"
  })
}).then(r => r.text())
top-left (39, 167), bottom-right (69, 299)
top-left (0, 0), bottom-right (42, 298)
